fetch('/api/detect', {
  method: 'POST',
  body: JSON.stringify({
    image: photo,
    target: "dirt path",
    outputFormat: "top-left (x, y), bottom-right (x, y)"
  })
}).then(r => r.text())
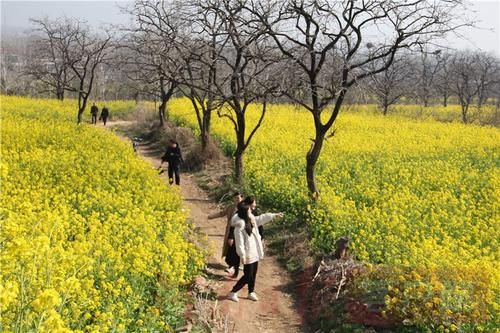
top-left (106, 121), bottom-right (305, 333)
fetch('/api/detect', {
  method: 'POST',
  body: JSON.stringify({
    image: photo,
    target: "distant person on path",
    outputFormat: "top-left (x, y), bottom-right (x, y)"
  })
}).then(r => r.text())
top-left (90, 103), bottom-right (98, 124)
top-left (158, 139), bottom-right (183, 185)
top-left (99, 106), bottom-right (109, 125)
top-left (132, 139), bottom-right (138, 153)
top-left (228, 202), bottom-right (284, 302)
top-left (208, 192), bottom-right (243, 278)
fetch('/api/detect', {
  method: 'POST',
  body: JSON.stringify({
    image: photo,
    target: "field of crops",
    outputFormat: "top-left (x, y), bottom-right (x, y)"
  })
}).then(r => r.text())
top-left (169, 98), bottom-right (499, 330)
top-left (346, 103), bottom-right (498, 125)
top-left (0, 96), bottom-right (203, 332)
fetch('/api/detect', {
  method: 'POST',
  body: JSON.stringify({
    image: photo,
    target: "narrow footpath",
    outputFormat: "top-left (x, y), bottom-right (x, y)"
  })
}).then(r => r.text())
top-left (107, 121), bottom-right (305, 333)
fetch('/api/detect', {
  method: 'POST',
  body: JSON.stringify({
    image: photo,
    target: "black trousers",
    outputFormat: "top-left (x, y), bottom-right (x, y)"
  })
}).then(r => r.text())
top-left (91, 115), bottom-right (97, 124)
top-left (168, 164), bottom-right (180, 185)
top-left (231, 261), bottom-right (258, 293)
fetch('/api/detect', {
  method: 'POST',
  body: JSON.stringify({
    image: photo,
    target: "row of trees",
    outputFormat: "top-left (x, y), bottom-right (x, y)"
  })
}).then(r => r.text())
top-left (366, 49), bottom-right (500, 122)
top-left (2, 0), bottom-right (496, 197)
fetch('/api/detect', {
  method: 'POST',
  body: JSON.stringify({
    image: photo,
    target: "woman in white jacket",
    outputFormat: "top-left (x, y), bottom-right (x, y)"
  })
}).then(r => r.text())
top-left (228, 202), bottom-right (284, 302)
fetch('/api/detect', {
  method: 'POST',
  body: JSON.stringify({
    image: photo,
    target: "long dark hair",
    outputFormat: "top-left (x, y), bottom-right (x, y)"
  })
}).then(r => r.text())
top-left (243, 196), bottom-right (256, 206)
top-left (237, 202), bottom-right (253, 236)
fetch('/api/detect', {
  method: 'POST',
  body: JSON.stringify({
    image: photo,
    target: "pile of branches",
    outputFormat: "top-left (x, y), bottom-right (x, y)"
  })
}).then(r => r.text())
top-left (312, 257), bottom-right (365, 305)
top-left (308, 238), bottom-right (393, 329)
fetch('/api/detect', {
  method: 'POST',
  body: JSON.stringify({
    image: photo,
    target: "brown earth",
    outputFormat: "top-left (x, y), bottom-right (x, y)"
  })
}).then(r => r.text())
top-left (104, 121), bottom-right (306, 333)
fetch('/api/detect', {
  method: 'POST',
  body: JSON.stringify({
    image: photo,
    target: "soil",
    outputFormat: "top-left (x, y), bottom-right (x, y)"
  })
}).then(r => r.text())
top-left (104, 121), bottom-right (306, 333)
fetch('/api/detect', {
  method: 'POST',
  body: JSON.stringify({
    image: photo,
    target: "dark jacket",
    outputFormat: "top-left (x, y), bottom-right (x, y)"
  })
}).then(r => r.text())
top-left (100, 107), bottom-right (109, 118)
top-left (163, 145), bottom-right (183, 166)
top-left (90, 105), bottom-right (98, 115)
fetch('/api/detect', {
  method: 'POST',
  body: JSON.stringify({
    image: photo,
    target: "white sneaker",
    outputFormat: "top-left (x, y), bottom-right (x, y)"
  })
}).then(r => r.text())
top-left (225, 267), bottom-right (235, 275)
top-left (248, 292), bottom-right (259, 301)
top-left (228, 292), bottom-right (239, 302)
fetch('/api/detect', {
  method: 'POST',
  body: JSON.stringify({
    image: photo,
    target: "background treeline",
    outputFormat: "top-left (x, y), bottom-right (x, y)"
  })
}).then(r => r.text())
top-left (1, 1), bottom-right (499, 126)
top-left (1, 0), bottom-right (499, 192)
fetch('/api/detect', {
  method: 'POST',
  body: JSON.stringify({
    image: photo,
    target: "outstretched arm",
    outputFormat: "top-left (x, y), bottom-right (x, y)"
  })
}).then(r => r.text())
top-left (254, 212), bottom-right (284, 227)
top-left (208, 209), bottom-right (226, 220)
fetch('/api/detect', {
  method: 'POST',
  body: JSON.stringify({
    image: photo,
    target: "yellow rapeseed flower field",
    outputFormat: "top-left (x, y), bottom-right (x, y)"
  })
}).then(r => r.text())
top-left (0, 96), bottom-right (203, 332)
top-left (169, 98), bottom-right (499, 330)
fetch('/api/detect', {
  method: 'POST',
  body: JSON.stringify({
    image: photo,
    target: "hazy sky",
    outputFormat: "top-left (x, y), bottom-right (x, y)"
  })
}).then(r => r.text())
top-left (1, 0), bottom-right (499, 57)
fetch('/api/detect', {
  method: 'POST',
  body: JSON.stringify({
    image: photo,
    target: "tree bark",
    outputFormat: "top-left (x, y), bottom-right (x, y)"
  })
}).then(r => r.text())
top-left (461, 104), bottom-right (469, 123)
top-left (158, 100), bottom-right (166, 127)
top-left (306, 128), bottom-right (325, 198)
top-left (77, 93), bottom-right (89, 124)
top-left (201, 111), bottom-right (211, 151)
top-left (442, 92), bottom-right (448, 107)
top-left (234, 149), bottom-right (244, 184)
top-left (56, 85), bottom-right (65, 100)
top-left (234, 111), bottom-right (246, 183)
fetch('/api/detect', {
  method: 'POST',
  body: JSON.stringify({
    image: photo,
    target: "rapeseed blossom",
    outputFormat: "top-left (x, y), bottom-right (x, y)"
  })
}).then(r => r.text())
top-left (169, 97), bottom-right (499, 329)
top-left (0, 96), bottom-right (203, 332)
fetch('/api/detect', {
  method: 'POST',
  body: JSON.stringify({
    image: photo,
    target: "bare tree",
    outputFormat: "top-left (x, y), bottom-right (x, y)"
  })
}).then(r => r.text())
top-left (253, 0), bottom-right (470, 197)
top-left (64, 24), bottom-right (113, 123)
top-left (449, 51), bottom-right (480, 123)
top-left (209, 0), bottom-right (279, 182)
top-left (474, 52), bottom-right (500, 109)
top-left (26, 17), bottom-right (113, 121)
top-left (122, 0), bottom-right (184, 126)
top-left (367, 55), bottom-right (411, 115)
top-left (175, 0), bottom-right (230, 151)
top-left (434, 51), bottom-right (453, 107)
top-left (0, 34), bottom-right (33, 95)
top-left (27, 17), bottom-right (78, 100)
top-left (413, 48), bottom-right (442, 107)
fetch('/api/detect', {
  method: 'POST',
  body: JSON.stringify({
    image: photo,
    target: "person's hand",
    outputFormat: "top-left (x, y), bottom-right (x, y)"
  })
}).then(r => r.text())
top-left (228, 239), bottom-right (234, 246)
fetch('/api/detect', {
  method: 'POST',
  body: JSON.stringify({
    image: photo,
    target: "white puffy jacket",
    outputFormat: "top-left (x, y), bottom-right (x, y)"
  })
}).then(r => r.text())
top-left (231, 212), bottom-right (279, 265)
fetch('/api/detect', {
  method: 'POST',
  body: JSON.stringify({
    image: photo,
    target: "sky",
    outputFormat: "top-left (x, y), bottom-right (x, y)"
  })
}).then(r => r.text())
top-left (1, 0), bottom-right (499, 57)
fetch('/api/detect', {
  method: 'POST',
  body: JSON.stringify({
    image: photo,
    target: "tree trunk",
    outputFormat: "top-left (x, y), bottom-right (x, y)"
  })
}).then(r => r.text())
top-left (461, 104), bottom-right (469, 123)
top-left (382, 96), bottom-right (389, 115)
top-left (77, 93), bottom-right (89, 124)
top-left (158, 100), bottom-right (166, 127)
top-left (77, 109), bottom-right (83, 124)
top-left (234, 111), bottom-right (246, 184)
top-left (423, 97), bottom-right (429, 107)
top-left (234, 149), bottom-right (244, 184)
top-left (306, 129), bottom-right (325, 199)
top-left (201, 109), bottom-right (211, 151)
top-left (442, 93), bottom-right (448, 107)
top-left (477, 94), bottom-right (485, 109)
top-left (56, 86), bottom-right (64, 100)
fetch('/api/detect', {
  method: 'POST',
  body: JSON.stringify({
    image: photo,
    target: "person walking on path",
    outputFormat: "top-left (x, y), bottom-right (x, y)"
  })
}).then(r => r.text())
top-left (228, 202), bottom-right (284, 302)
top-left (90, 103), bottom-right (99, 124)
top-left (208, 192), bottom-right (243, 278)
top-left (158, 139), bottom-right (183, 185)
top-left (99, 106), bottom-right (109, 126)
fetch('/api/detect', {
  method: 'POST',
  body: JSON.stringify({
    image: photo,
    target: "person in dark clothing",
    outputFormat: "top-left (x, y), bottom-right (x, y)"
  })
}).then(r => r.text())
top-left (158, 139), bottom-right (183, 185)
top-left (208, 192), bottom-right (243, 278)
top-left (100, 106), bottom-right (109, 125)
top-left (90, 103), bottom-right (98, 124)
